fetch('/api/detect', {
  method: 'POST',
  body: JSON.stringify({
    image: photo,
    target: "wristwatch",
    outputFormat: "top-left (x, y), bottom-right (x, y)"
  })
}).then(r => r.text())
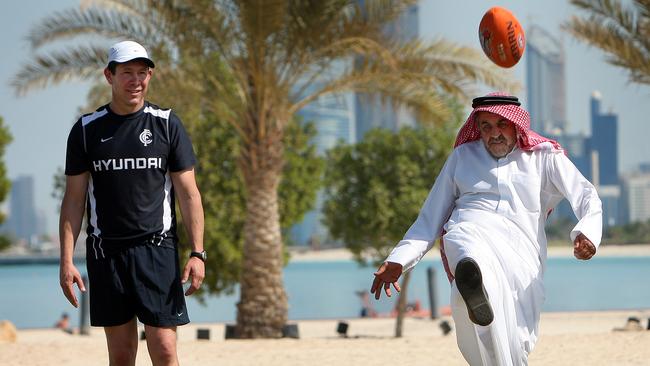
top-left (190, 250), bottom-right (207, 262)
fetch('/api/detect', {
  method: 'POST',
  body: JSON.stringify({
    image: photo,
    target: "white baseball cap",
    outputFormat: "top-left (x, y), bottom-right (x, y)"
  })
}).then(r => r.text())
top-left (107, 40), bottom-right (155, 68)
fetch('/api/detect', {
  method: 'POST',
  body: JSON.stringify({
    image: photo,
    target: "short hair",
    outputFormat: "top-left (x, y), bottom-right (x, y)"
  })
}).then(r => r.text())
top-left (106, 61), bottom-right (151, 75)
top-left (107, 62), bottom-right (118, 75)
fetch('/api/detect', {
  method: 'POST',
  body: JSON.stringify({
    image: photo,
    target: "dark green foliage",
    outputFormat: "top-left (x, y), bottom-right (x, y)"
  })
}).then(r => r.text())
top-left (279, 120), bottom-right (325, 232)
top-left (323, 123), bottom-right (457, 266)
top-left (0, 117), bottom-right (12, 225)
top-left (181, 112), bottom-right (323, 298)
top-left (0, 235), bottom-right (11, 252)
top-left (604, 219), bottom-right (650, 244)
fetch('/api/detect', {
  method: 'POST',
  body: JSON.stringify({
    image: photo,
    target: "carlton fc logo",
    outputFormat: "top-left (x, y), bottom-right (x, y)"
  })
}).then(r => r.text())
top-left (139, 129), bottom-right (152, 146)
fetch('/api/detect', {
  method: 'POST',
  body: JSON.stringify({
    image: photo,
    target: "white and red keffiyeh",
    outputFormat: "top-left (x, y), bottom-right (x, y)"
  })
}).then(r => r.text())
top-left (454, 92), bottom-right (563, 152)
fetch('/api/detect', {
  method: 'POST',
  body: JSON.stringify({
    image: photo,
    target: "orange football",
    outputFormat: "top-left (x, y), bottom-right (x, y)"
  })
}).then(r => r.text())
top-left (478, 6), bottom-right (526, 68)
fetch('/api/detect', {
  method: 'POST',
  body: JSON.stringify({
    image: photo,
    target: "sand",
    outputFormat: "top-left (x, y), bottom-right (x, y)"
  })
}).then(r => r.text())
top-left (2, 245), bottom-right (649, 365)
top-left (2, 310), bottom-right (650, 365)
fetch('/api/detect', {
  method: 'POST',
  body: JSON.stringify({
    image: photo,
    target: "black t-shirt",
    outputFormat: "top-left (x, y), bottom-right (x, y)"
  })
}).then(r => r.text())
top-left (65, 101), bottom-right (196, 240)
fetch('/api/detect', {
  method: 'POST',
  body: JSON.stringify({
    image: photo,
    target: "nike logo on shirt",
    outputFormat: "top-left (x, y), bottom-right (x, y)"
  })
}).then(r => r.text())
top-left (101, 137), bottom-right (114, 142)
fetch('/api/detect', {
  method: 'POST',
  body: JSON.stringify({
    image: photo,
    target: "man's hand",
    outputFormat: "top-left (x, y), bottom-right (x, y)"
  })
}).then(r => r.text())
top-left (59, 263), bottom-right (86, 308)
top-left (370, 261), bottom-right (403, 300)
top-left (574, 233), bottom-right (596, 260)
top-left (182, 257), bottom-right (205, 296)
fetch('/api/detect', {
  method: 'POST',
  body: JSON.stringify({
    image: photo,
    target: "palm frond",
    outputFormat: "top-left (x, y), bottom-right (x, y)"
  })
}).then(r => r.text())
top-left (80, 0), bottom-right (149, 14)
top-left (279, 1), bottom-right (417, 90)
top-left (28, 7), bottom-right (153, 48)
top-left (566, 0), bottom-right (650, 85)
top-left (12, 45), bottom-right (106, 95)
top-left (568, 18), bottom-right (650, 83)
top-left (395, 39), bottom-right (520, 95)
top-left (635, 0), bottom-right (650, 19)
top-left (363, 0), bottom-right (418, 27)
top-left (290, 37), bottom-right (518, 117)
top-left (237, 0), bottom-right (288, 48)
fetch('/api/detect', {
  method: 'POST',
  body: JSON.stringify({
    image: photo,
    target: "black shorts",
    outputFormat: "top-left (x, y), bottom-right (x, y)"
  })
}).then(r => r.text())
top-left (85, 235), bottom-right (190, 327)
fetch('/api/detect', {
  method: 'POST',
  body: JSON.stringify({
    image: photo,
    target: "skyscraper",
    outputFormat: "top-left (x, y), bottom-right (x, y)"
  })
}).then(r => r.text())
top-left (587, 91), bottom-right (620, 227)
top-left (527, 25), bottom-right (573, 224)
top-left (290, 89), bottom-right (356, 246)
top-left (354, 4), bottom-right (419, 141)
top-left (548, 92), bottom-right (621, 227)
top-left (525, 26), bottom-right (566, 134)
top-left (290, 4), bottom-right (419, 246)
top-left (590, 91), bottom-right (619, 186)
top-left (526, 27), bottom-right (622, 227)
top-left (5, 175), bottom-right (40, 243)
top-left (620, 172), bottom-right (650, 224)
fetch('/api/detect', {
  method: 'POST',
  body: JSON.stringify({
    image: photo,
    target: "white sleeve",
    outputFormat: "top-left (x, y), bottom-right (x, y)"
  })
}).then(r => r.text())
top-left (386, 150), bottom-right (458, 272)
top-left (547, 152), bottom-right (603, 248)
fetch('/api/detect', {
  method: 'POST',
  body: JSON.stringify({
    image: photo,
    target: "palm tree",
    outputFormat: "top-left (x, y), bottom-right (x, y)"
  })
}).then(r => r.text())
top-left (565, 0), bottom-right (650, 85)
top-left (13, 0), bottom-right (518, 338)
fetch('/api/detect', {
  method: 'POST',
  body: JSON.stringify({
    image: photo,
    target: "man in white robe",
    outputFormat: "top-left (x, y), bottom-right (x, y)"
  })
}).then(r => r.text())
top-left (370, 93), bottom-right (602, 365)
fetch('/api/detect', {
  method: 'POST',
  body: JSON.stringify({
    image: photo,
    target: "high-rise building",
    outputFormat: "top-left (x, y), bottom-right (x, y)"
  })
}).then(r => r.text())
top-left (355, 4), bottom-right (419, 141)
top-left (585, 91), bottom-right (621, 227)
top-left (290, 4), bottom-right (419, 246)
top-left (298, 93), bottom-right (356, 156)
top-left (620, 172), bottom-right (650, 224)
top-left (5, 175), bottom-right (40, 243)
top-left (590, 91), bottom-right (619, 186)
top-left (598, 185), bottom-right (621, 227)
top-left (290, 90), bottom-right (356, 246)
top-left (550, 132), bottom-right (591, 178)
top-left (526, 27), bottom-right (621, 227)
top-left (553, 92), bottom-right (623, 228)
top-left (525, 26), bottom-right (567, 134)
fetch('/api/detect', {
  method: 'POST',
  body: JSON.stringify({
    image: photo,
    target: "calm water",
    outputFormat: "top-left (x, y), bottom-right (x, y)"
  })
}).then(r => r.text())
top-left (1, 256), bottom-right (649, 329)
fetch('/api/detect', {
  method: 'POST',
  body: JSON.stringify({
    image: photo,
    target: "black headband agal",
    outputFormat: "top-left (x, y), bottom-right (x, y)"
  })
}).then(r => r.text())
top-left (472, 95), bottom-right (521, 108)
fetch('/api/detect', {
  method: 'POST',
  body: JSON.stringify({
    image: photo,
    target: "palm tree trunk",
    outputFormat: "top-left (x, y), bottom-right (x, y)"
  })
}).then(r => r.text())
top-left (394, 270), bottom-right (411, 338)
top-left (235, 167), bottom-right (288, 338)
top-left (235, 121), bottom-right (288, 338)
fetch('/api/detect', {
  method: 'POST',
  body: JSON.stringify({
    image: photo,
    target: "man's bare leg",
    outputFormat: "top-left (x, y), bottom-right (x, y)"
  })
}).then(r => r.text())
top-left (144, 325), bottom-right (179, 366)
top-left (104, 317), bottom-right (138, 366)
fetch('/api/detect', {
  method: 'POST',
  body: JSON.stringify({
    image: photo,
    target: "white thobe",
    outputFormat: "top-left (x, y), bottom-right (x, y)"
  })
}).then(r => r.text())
top-left (386, 140), bottom-right (602, 366)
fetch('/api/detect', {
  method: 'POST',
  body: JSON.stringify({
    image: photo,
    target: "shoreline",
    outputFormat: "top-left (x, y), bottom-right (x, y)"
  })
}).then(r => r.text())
top-left (289, 243), bottom-right (650, 262)
top-left (2, 243), bottom-right (647, 265)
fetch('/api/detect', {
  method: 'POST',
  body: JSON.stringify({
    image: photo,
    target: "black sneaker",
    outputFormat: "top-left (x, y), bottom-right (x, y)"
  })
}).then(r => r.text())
top-left (455, 258), bottom-right (494, 326)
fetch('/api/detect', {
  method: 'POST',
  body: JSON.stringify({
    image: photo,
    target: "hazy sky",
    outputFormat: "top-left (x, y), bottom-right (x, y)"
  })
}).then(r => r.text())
top-left (1, 1), bottom-right (649, 235)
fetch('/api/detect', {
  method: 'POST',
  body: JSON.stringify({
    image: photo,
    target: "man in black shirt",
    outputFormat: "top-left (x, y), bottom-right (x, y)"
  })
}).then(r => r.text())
top-left (59, 40), bottom-right (205, 366)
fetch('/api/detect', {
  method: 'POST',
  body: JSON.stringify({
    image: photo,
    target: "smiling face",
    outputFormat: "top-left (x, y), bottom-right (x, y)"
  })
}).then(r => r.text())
top-left (476, 111), bottom-right (517, 159)
top-left (104, 60), bottom-right (153, 115)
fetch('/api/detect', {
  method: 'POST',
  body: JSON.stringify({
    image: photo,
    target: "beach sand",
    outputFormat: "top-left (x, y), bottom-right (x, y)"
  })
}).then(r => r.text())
top-left (2, 245), bottom-right (649, 365)
top-left (2, 310), bottom-right (650, 365)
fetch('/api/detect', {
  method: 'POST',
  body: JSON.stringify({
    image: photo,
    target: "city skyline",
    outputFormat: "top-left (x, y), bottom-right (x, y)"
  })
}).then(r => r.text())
top-left (1, 1), bottom-right (650, 235)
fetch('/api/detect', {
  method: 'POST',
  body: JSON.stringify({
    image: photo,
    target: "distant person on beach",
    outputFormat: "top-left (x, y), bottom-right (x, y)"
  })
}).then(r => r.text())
top-left (54, 312), bottom-right (72, 333)
top-left (356, 290), bottom-right (376, 318)
top-left (59, 40), bottom-right (205, 365)
top-left (370, 93), bottom-right (602, 365)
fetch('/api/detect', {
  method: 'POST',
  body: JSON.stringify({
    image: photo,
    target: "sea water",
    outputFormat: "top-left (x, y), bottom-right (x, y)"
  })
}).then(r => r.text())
top-left (1, 256), bottom-right (649, 329)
